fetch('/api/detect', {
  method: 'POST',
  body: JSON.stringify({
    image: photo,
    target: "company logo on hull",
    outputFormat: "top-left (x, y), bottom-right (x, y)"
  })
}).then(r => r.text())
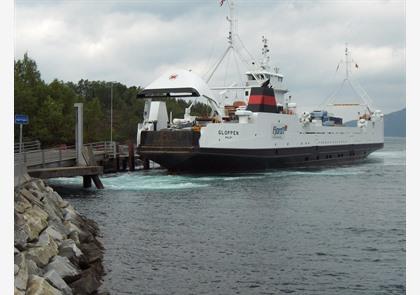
top-left (272, 125), bottom-right (287, 137)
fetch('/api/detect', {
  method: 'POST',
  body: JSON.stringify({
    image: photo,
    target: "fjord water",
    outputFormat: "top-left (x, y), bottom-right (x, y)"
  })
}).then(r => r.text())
top-left (49, 137), bottom-right (405, 294)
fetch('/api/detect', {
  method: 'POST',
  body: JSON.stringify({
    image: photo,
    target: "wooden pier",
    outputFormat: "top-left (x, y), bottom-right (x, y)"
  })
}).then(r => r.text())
top-left (27, 166), bottom-right (104, 189)
top-left (15, 141), bottom-right (140, 189)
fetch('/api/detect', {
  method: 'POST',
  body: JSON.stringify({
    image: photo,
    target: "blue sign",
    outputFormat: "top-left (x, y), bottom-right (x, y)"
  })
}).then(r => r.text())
top-left (15, 114), bottom-right (29, 125)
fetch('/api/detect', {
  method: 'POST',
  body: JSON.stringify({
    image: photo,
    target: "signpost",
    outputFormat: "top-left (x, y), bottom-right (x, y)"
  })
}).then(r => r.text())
top-left (15, 114), bottom-right (29, 153)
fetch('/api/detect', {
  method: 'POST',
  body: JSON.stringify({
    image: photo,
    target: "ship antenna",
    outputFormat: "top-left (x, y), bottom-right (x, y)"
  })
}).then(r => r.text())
top-left (261, 36), bottom-right (270, 70)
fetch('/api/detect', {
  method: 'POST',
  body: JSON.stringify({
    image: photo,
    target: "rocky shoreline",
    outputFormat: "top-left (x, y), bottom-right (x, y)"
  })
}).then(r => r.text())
top-left (14, 174), bottom-right (105, 294)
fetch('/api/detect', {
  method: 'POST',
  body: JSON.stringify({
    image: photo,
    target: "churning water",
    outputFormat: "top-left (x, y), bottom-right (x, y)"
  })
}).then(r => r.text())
top-left (49, 137), bottom-right (405, 294)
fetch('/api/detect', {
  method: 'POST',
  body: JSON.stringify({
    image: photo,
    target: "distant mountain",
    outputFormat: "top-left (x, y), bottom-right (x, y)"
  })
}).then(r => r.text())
top-left (345, 108), bottom-right (406, 137)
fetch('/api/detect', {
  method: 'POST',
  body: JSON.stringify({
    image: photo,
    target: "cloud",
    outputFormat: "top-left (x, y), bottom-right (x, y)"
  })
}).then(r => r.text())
top-left (15, 0), bottom-right (405, 117)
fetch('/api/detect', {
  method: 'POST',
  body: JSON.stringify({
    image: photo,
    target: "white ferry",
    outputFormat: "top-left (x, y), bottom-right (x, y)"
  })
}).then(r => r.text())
top-left (136, 0), bottom-right (384, 172)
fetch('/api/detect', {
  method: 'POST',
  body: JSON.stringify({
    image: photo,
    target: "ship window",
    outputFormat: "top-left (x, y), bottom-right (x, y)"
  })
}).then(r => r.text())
top-left (245, 91), bottom-right (249, 96)
top-left (247, 74), bottom-right (256, 81)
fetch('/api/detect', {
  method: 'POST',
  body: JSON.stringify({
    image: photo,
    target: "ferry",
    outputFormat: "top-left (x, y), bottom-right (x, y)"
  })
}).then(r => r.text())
top-left (136, 0), bottom-right (384, 172)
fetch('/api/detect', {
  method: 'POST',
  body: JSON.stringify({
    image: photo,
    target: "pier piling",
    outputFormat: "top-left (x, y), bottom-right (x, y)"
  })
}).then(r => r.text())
top-left (83, 175), bottom-right (92, 188)
top-left (128, 143), bottom-right (135, 171)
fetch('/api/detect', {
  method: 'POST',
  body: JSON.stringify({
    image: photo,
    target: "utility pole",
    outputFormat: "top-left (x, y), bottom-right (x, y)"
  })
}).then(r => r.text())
top-left (74, 103), bottom-right (84, 165)
top-left (110, 82), bottom-right (113, 143)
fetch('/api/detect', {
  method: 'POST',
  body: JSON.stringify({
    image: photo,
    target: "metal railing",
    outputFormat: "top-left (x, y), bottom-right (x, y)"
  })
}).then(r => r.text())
top-left (14, 146), bottom-right (77, 168)
top-left (14, 141), bottom-right (129, 168)
top-left (14, 140), bottom-right (41, 153)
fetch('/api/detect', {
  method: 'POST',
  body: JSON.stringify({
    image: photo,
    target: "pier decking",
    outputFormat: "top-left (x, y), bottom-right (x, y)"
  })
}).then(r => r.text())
top-left (15, 141), bottom-right (138, 189)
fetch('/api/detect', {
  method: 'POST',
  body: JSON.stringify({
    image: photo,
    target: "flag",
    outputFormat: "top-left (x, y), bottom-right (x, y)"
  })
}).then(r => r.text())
top-left (336, 63), bottom-right (340, 72)
top-left (220, 0), bottom-right (225, 6)
top-left (355, 63), bottom-right (359, 69)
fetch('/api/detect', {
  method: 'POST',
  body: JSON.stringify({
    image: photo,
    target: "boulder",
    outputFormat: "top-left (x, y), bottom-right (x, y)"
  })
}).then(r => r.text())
top-left (63, 207), bottom-right (79, 222)
top-left (33, 179), bottom-right (46, 191)
top-left (44, 270), bottom-right (73, 295)
top-left (14, 253), bottom-right (28, 291)
top-left (69, 266), bottom-right (102, 295)
top-left (15, 193), bottom-right (32, 214)
top-left (45, 256), bottom-right (80, 283)
top-left (45, 226), bottom-right (65, 242)
top-left (49, 191), bottom-right (65, 205)
top-left (63, 220), bottom-right (82, 236)
top-left (27, 258), bottom-right (43, 276)
top-left (59, 239), bottom-right (83, 263)
top-left (26, 232), bottom-right (58, 267)
top-left (64, 221), bottom-right (91, 244)
top-left (59, 200), bottom-right (70, 208)
top-left (20, 188), bottom-right (43, 208)
top-left (29, 189), bottom-right (45, 201)
top-left (14, 287), bottom-right (25, 295)
top-left (68, 231), bottom-right (80, 246)
top-left (42, 198), bottom-right (63, 224)
top-left (79, 241), bottom-right (103, 264)
top-left (26, 275), bottom-right (62, 295)
top-left (14, 223), bottom-right (28, 250)
top-left (21, 205), bottom-right (49, 241)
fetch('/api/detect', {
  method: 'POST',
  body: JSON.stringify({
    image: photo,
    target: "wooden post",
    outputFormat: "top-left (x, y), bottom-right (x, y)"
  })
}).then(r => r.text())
top-left (143, 158), bottom-right (150, 170)
top-left (92, 175), bottom-right (104, 189)
top-left (116, 144), bottom-right (120, 172)
top-left (128, 142), bottom-right (135, 171)
top-left (83, 176), bottom-right (92, 188)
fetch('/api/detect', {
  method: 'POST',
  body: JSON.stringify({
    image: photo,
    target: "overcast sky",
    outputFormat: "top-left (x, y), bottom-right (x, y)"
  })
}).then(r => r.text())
top-left (15, 0), bottom-right (405, 118)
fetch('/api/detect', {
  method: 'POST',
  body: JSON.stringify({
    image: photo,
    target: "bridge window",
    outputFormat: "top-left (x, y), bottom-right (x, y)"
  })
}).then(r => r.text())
top-left (247, 74), bottom-right (256, 81)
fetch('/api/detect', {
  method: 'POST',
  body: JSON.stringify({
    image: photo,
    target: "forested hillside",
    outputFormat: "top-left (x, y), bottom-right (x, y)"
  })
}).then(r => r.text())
top-left (14, 54), bottom-right (210, 146)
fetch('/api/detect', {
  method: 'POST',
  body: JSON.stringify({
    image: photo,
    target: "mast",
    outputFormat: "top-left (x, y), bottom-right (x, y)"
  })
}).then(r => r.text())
top-left (206, 0), bottom-right (236, 83)
top-left (323, 44), bottom-right (374, 111)
top-left (261, 36), bottom-right (270, 70)
top-left (345, 43), bottom-right (350, 80)
top-left (227, 0), bottom-right (235, 46)
top-left (206, 0), bottom-right (255, 83)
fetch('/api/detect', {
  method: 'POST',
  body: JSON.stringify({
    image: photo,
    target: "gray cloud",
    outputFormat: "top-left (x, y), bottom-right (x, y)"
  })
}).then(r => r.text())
top-left (15, 0), bottom-right (405, 119)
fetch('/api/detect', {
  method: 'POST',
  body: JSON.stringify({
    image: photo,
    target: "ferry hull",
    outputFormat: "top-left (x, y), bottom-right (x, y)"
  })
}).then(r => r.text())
top-left (139, 143), bottom-right (384, 172)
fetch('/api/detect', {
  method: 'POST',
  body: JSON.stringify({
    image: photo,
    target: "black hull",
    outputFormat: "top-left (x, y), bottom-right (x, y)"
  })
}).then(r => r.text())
top-left (138, 143), bottom-right (384, 172)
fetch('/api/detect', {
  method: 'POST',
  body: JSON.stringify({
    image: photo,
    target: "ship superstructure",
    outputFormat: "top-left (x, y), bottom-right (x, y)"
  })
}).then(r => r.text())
top-left (136, 0), bottom-right (384, 172)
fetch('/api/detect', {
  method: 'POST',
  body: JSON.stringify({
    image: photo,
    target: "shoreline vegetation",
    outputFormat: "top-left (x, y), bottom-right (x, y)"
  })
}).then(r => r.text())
top-left (14, 53), bottom-right (211, 147)
top-left (14, 174), bottom-right (105, 294)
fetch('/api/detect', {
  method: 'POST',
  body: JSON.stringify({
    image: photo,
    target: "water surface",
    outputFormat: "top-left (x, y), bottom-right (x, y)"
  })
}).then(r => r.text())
top-left (49, 137), bottom-right (405, 294)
